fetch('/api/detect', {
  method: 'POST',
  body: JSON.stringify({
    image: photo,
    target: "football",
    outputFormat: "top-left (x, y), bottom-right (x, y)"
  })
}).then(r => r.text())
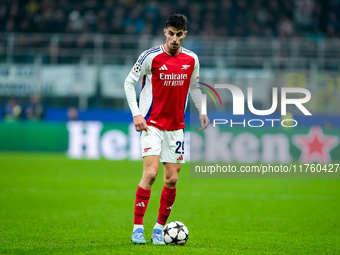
top-left (162, 221), bottom-right (189, 245)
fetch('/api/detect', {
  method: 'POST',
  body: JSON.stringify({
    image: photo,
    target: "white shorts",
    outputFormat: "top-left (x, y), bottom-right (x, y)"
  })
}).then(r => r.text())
top-left (141, 126), bottom-right (185, 163)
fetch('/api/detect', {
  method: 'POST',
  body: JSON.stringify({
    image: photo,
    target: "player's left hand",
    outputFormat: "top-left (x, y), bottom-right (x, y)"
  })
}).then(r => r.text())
top-left (199, 114), bottom-right (210, 131)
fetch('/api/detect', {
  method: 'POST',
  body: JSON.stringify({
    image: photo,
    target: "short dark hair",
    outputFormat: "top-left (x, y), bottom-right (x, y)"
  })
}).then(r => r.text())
top-left (165, 14), bottom-right (188, 31)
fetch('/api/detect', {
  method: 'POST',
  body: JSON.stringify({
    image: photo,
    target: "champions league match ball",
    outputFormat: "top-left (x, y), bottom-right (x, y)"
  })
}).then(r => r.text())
top-left (162, 221), bottom-right (189, 245)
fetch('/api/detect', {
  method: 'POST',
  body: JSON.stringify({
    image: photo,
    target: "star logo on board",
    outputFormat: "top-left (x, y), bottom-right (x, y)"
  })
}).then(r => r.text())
top-left (292, 126), bottom-right (339, 163)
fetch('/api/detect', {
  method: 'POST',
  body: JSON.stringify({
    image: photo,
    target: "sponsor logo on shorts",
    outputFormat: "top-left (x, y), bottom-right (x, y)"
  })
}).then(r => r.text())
top-left (177, 155), bottom-right (183, 161)
top-left (143, 147), bottom-right (152, 153)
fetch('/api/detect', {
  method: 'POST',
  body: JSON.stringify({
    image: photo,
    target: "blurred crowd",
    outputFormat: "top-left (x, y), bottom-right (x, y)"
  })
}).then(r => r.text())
top-left (2, 95), bottom-right (45, 121)
top-left (0, 0), bottom-right (339, 38)
top-left (1, 95), bottom-right (82, 121)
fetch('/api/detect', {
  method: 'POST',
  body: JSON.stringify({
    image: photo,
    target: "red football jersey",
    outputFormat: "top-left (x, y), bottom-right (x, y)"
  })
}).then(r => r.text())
top-left (126, 45), bottom-right (199, 131)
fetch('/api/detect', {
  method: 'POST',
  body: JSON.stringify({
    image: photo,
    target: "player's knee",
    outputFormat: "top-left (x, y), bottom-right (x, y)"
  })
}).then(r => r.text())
top-left (148, 170), bottom-right (158, 180)
top-left (165, 176), bottom-right (178, 187)
top-left (146, 170), bottom-right (158, 183)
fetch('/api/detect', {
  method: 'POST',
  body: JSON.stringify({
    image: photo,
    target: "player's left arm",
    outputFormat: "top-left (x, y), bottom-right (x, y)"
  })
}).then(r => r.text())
top-left (189, 56), bottom-right (210, 131)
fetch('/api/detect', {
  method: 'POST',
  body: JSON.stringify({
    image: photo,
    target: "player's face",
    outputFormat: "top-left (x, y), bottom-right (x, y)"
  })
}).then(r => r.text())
top-left (164, 26), bottom-right (187, 52)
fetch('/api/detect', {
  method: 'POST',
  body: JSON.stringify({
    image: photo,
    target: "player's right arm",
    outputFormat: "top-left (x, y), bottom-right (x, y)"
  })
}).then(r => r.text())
top-left (124, 52), bottom-right (149, 132)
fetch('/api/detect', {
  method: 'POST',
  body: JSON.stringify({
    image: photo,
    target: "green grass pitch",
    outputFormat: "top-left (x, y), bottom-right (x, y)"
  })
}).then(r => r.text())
top-left (0, 153), bottom-right (339, 254)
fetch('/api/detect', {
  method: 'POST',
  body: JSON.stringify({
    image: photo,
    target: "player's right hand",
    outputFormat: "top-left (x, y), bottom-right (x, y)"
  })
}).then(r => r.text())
top-left (199, 114), bottom-right (210, 131)
top-left (133, 115), bottom-right (148, 132)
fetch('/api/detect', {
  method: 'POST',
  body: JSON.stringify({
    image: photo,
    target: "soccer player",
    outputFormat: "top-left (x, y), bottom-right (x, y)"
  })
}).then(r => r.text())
top-left (124, 13), bottom-right (209, 244)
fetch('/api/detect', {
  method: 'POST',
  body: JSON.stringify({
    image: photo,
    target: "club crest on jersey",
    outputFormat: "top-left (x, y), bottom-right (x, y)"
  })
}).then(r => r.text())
top-left (181, 65), bottom-right (190, 70)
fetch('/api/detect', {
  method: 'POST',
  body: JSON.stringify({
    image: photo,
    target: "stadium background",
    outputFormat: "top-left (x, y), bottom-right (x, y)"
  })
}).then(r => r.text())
top-left (0, 0), bottom-right (339, 254)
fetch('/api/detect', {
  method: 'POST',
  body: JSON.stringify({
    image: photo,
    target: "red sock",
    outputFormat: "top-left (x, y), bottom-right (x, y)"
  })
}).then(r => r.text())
top-left (134, 186), bottom-right (151, 225)
top-left (157, 186), bottom-right (176, 225)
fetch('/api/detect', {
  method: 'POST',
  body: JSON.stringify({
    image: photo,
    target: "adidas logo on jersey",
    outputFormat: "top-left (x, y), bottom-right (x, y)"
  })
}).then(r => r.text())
top-left (136, 202), bottom-right (145, 207)
top-left (177, 155), bottom-right (183, 161)
top-left (159, 64), bottom-right (168, 70)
